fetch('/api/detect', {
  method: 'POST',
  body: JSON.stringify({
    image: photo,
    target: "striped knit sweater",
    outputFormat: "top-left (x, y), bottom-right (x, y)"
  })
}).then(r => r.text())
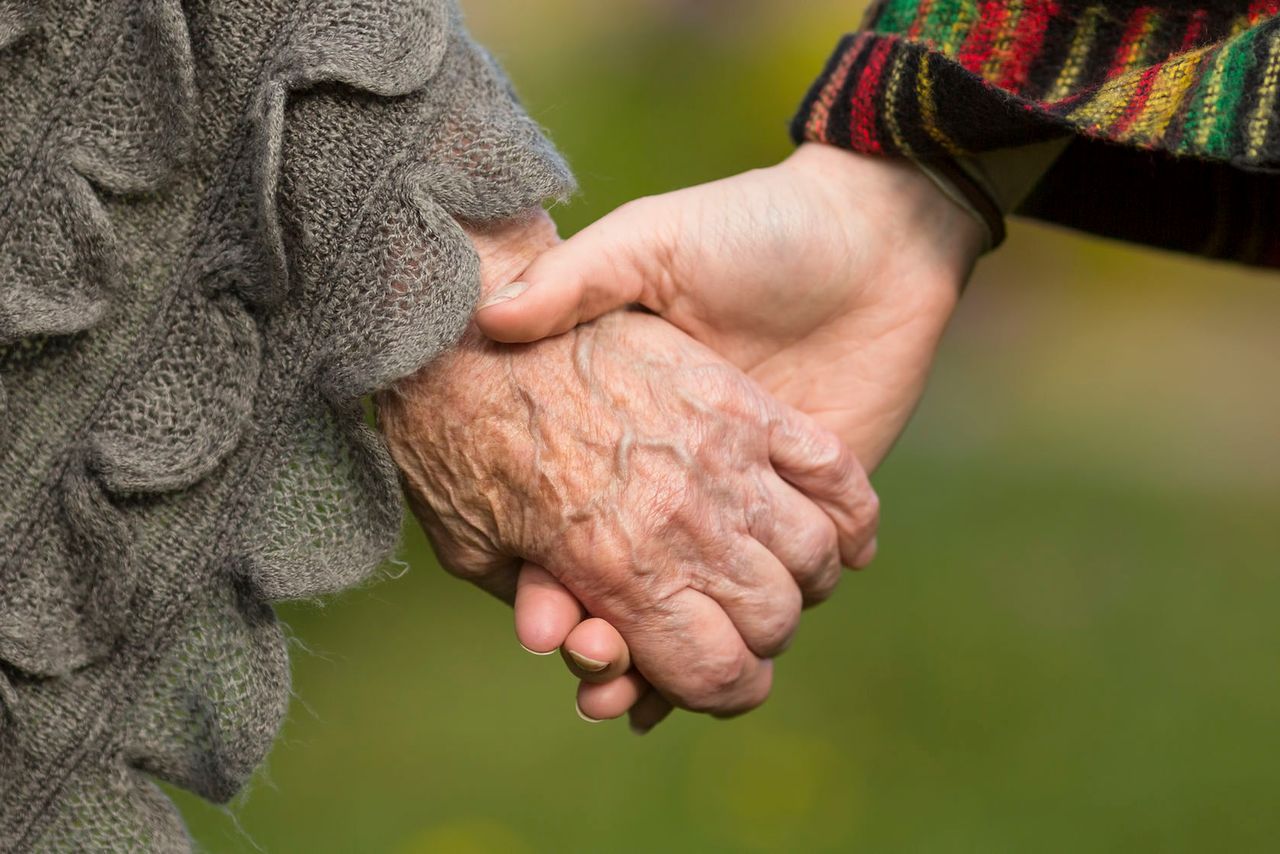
top-left (793, 1), bottom-right (1280, 267)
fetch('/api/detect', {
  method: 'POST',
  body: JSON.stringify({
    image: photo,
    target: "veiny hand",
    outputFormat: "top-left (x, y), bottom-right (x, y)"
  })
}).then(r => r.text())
top-left (475, 143), bottom-right (986, 471)
top-left (376, 211), bottom-right (878, 728)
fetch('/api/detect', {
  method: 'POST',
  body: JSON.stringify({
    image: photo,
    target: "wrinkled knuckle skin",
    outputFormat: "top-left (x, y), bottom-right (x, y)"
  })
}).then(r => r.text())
top-left (795, 541), bottom-right (843, 606)
top-left (673, 653), bottom-right (750, 714)
top-left (713, 671), bottom-right (773, 719)
top-left (749, 601), bottom-right (801, 659)
top-left (795, 521), bottom-right (841, 577)
top-left (810, 430), bottom-right (850, 476)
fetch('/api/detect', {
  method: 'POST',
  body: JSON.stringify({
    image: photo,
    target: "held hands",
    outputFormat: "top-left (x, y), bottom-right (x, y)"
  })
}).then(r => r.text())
top-left (472, 145), bottom-right (984, 726)
top-left (377, 211), bottom-right (878, 731)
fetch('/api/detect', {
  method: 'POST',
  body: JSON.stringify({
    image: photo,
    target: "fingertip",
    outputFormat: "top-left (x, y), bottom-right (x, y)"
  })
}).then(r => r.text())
top-left (477, 280), bottom-right (531, 312)
top-left (514, 564), bottom-right (584, 654)
top-left (562, 617), bottom-right (631, 682)
top-left (577, 672), bottom-right (648, 722)
top-left (474, 295), bottom-right (545, 344)
top-left (519, 642), bottom-right (557, 657)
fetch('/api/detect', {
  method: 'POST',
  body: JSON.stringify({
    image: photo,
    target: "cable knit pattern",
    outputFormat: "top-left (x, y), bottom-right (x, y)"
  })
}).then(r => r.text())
top-left (0, 0), bottom-right (573, 849)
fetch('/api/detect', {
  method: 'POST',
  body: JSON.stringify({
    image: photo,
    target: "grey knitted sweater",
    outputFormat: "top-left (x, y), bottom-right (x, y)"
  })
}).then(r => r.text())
top-left (0, 0), bottom-right (571, 848)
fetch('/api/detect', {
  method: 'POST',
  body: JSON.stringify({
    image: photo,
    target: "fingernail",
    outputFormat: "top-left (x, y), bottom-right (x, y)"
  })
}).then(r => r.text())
top-left (519, 642), bottom-right (556, 657)
top-left (567, 650), bottom-right (609, 672)
top-left (479, 281), bottom-right (530, 309)
top-left (576, 701), bottom-right (603, 724)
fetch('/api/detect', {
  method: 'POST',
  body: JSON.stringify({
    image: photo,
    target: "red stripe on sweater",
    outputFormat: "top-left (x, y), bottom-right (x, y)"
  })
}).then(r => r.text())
top-left (849, 39), bottom-right (895, 153)
top-left (1179, 9), bottom-right (1209, 52)
top-left (1248, 1), bottom-right (1280, 24)
top-left (958, 2), bottom-right (1012, 74)
top-left (1107, 6), bottom-right (1159, 79)
top-left (997, 0), bottom-right (1061, 92)
top-left (1110, 62), bottom-right (1163, 135)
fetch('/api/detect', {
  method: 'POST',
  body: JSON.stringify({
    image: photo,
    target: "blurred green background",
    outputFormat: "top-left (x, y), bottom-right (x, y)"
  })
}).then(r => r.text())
top-left (176, 1), bottom-right (1280, 851)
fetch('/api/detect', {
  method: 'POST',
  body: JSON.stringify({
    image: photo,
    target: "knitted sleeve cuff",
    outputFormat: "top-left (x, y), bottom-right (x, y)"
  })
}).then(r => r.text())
top-left (791, 2), bottom-right (1280, 268)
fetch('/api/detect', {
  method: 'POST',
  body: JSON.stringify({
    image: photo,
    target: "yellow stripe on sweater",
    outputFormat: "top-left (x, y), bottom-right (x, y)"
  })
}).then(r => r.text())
top-left (1127, 49), bottom-right (1213, 144)
top-left (1068, 72), bottom-right (1145, 130)
top-left (883, 50), bottom-right (915, 154)
top-left (1113, 9), bottom-right (1162, 76)
top-left (1245, 30), bottom-right (1280, 160)
top-left (1044, 6), bottom-right (1103, 103)
top-left (1065, 5), bottom-right (1164, 129)
top-left (941, 0), bottom-right (978, 57)
top-left (917, 55), bottom-right (965, 155)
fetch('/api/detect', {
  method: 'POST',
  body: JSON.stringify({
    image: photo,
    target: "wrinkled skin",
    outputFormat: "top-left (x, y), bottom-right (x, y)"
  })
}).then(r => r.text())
top-left (376, 212), bottom-right (878, 722)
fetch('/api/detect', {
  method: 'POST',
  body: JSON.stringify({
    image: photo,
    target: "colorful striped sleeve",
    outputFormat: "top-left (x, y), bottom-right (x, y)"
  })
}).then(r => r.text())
top-left (792, 1), bottom-right (1280, 268)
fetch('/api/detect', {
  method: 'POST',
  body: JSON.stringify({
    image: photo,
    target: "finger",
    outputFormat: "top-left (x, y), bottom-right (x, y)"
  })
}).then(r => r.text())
top-left (698, 538), bottom-right (803, 659)
top-left (767, 404), bottom-right (881, 569)
top-left (561, 617), bottom-right (632, 683)
top-left (514, 564), bottom-right (585, 655)
top-left (629, 689), bottom-right (675, 735)
top-left (473, 198), bottom-right (670, 343)
top-left (576, 671), bottom-right (648, 722)
top-left (623, 587), bottom-right (774, 717)
top-left (750, 472), bottom-right (843, 607)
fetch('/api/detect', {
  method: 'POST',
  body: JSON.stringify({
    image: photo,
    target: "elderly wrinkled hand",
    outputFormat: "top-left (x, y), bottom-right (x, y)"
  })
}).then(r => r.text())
top-left (376, 212), bottom-right (878, 726)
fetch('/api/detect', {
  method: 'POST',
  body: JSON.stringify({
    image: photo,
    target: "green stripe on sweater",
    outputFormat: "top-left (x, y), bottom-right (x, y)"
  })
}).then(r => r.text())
top-left (877, 0), bottom-right (925, 35)
top-left (920, 0), bottom-right (974, 54)
top-left (1205, 26), bottom-right (1265, 156)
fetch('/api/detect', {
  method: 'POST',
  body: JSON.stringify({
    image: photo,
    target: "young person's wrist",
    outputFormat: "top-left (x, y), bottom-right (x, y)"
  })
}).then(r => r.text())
top-left (785, 143), bottom-right (985, 297)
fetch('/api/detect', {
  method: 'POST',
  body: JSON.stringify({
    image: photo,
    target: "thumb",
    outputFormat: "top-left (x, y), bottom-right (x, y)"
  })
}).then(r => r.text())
top-left (513, 563), bottom-right (585, 654)
top-left (474, 199), bottom-right (671, 343)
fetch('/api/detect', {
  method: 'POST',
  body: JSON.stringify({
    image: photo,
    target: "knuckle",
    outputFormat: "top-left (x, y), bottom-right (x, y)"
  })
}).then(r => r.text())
top-left (746, 590), bottom-right (802, 656)
top-left (677, 653), bottom-right (749, 713)
top-left (787, 427), bottom-right (858, 490)
top-left (795, 519), bottom-right (841, 573)
top-left (809, 430), bottom-right (849, 474)
top-left (755, 617), bottom-right (799, 658)
top-left (798, 562), bottom-right (842, 605)
top-left (717, 666), bottom-right (774, 719)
